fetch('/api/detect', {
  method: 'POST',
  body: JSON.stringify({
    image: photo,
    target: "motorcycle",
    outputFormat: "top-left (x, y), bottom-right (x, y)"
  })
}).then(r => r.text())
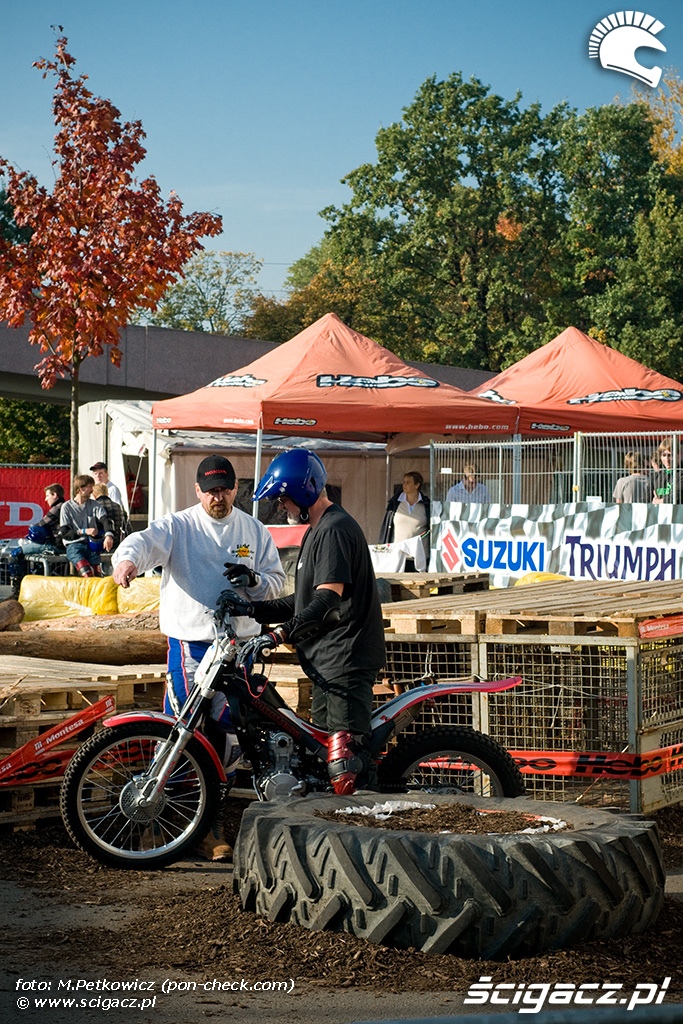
top-left (60, 608), bottom-right (525, 869)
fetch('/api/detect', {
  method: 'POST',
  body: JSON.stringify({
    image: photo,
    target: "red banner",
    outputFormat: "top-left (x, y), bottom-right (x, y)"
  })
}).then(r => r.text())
top-left (0, 465), bottom-right (70, 539)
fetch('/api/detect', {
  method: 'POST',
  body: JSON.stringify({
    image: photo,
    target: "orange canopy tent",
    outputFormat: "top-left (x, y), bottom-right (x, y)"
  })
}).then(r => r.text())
top-left (471, 326), bottom-right (683, 435)
top-left (152, 313), bottom-right (518, 438)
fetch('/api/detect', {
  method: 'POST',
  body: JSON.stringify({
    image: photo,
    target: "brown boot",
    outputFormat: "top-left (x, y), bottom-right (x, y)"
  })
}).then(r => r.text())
top-left (196, 820), bottom-right (233, 862)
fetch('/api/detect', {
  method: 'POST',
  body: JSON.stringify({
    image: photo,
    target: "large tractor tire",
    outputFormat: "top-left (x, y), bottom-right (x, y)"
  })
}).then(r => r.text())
top-left (233, 792), bottom-right (665, 960)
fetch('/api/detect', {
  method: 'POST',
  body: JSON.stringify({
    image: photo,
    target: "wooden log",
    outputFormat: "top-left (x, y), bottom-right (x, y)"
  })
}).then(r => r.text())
top-left (0, 628), bottom-right (167, 665)
top-left (0, 599), bottom-right (24, 632)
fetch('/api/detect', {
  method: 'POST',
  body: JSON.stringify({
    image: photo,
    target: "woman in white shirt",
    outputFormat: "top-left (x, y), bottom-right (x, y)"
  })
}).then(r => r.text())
top-left (379, 471), bottom-right (431, 564)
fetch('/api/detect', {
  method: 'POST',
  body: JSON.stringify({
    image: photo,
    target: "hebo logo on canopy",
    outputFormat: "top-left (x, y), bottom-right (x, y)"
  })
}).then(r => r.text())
top-left (316, 374), bottom-right (439, 389)
top-left (439, 524), bottom-right (545, 574)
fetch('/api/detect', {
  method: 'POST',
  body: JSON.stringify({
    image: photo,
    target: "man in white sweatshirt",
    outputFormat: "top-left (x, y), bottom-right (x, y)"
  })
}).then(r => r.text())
top-left (112, 455), bottom-right (285, 860)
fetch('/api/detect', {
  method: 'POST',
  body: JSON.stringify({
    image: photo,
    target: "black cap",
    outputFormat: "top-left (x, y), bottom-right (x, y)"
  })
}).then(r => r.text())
top-left (196, 455), bottom-right (236, 492)
top-left (90, 461), bottom-right (107, 471)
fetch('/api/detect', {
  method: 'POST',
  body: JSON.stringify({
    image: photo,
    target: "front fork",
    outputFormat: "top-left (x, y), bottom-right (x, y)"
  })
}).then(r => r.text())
top-left (131, 637), bottom-right (229, 808)
top-left (133, 722), bottom-right (199, 808)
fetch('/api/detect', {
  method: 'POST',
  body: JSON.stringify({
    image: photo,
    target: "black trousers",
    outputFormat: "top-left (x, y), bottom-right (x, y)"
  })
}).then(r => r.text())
top-left (309, 668), bottom-right (375, 741)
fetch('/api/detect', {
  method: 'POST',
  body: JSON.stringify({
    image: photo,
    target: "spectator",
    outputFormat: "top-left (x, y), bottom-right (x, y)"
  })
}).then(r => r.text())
top-left (89, 462), bottom-right (123, 506)
top-left (59, 474), bottom-right (114, 577)
top-left (17, 483), bottom-right (66, 554)
top-left (3, 483), bottom-right (66, 594)
top-left (612, 451), bottom-right (652, 503)
top-left (446, 464), bottom-right (491, 503)
top-left (652, 440), bottom-right (683, 504)
top-left (379, 470), bottom-right (431, 566)
top-left (111, 455), bottom-right (285, 860)
top-left (92, 483), bottom-right (131, 549)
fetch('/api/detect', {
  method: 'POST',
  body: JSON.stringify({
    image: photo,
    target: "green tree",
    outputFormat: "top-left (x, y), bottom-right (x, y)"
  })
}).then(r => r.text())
top-left (0, 398), bottom-right (69, 463)
top-left (262, 76), bottom-right (683, 373)
top-left (264, 74), bottom-right (575, 369)
top-left (557, 102), bottom-right (663, 321)
top-left (135, 250), bottom-right (263, 334)
top-left (586, 190), bottom-right (683, 380)
top-left (634, 71), bottom-right (683, 177)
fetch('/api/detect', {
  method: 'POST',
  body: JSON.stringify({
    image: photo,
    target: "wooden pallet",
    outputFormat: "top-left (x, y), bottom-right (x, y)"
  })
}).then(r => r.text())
top-left (0, 779), bottom-right (64, 826)
top-left (263, 663), bottom-right (312, 715)
top-left (378, 571), bottom-right (489, 602)
top-left (0, 657), bottom-right (166, 715)
top-left (382, 578), bottom-right (683, 638)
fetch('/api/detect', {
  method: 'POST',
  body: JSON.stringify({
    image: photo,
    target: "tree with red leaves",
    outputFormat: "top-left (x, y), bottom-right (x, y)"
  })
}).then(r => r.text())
top-left (0, 35), bottom-right (222, 475)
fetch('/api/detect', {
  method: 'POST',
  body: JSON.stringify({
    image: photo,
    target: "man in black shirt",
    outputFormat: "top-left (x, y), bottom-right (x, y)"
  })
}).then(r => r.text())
top-left (223, 449), bottom-right (385, 794)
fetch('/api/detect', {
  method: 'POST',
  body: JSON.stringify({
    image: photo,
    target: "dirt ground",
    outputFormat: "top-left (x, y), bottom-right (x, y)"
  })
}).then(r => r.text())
top-left (1, 800), bottom-right (682, 1023)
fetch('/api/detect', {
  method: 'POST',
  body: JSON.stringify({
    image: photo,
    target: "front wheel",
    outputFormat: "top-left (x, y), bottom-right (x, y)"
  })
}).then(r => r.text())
top-left (376, 726), bottom-right (525, 798)
top-left (60, 721), bottom-right (221, 869)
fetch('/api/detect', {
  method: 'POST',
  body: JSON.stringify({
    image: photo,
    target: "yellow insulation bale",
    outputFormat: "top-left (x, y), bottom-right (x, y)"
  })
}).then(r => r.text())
top-left (515, 571), bottom-right (571, 587)
top-left (116, 576), bottom-right (160, 614)
top-left (19, 575), bottom-right (119, 620)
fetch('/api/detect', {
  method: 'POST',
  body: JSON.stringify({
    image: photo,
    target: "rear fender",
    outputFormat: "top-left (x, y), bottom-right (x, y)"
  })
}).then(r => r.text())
top-left (371, 676), bottom-right (522, 729)
top-left (103, 710), bottom-right (227, 783)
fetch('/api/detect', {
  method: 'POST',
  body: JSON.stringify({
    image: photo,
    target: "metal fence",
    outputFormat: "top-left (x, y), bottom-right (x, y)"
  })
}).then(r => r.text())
top-left (430, 431), bottom-right (682, 505)
top-left (381, 633), bottom-right (683, 813)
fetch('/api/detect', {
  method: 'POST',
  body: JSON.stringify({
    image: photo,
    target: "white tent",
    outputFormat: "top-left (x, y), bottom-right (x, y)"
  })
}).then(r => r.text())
top-left (78, 400), bottom-right (430, 542)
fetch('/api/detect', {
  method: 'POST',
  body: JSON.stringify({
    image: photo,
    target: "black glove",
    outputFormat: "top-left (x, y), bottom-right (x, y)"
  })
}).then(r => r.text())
top-left (223, 560), bottom-right (260, 588)
top-left (215, 589), bottom-right (254, 623)
top-left (236, 630), bottom-right (283, 667)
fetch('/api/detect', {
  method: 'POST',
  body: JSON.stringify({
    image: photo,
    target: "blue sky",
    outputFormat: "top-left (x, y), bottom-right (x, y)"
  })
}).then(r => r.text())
top-left (2, 1), bottom-right (681, 296)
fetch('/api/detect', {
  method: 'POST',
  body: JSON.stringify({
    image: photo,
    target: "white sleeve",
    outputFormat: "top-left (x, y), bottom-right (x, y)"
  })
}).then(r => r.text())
top-left (112, 516), bottom-right (174, 573)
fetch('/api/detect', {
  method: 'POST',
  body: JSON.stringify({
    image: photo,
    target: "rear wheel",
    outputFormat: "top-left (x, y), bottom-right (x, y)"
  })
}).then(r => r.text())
top-left (377, 726), bottom-right (525, 797)
top-left (60, 721), bottom-right (221, 869)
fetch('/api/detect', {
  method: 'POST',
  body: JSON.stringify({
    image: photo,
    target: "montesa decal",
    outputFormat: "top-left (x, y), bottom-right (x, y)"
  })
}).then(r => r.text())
top-left (207, 374), bottom-right (267, 388)
top-left (316, 374), bottom-right (439, 389)
top-left (273, 417), bottom-right (317, 426)
top-left (568, 387), bottom-right (683, 405)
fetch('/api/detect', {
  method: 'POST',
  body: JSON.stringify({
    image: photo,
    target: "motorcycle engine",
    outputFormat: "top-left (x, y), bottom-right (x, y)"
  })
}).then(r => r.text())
top-left (255, 731), bottom-right (306, 801)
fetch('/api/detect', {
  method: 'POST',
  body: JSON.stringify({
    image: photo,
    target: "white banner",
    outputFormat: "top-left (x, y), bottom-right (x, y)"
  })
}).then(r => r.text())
top-left (432, 501), bottom-right (683, 588)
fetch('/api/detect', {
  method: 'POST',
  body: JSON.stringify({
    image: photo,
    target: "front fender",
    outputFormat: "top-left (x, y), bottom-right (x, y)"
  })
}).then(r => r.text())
top-left (103, 710), bottom-right (227, 783)
top-left (104, 710), bottom-right (176, 729)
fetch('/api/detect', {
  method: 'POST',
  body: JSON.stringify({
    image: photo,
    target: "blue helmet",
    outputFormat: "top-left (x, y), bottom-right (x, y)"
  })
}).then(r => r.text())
top-left (253, 449), bottom-right (327, 509)
top-left (27, 524), bottom-right (49, 544)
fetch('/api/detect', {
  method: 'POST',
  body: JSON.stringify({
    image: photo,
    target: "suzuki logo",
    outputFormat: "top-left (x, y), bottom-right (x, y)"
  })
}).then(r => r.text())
top-left (589, 11), bottom-right (666, 88)
top-left (441, 525), bottom-right (461, 573)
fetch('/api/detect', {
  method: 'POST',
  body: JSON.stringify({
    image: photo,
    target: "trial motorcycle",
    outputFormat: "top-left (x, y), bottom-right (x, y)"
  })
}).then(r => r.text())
top-left (60, 606), bottom-right (525, 869)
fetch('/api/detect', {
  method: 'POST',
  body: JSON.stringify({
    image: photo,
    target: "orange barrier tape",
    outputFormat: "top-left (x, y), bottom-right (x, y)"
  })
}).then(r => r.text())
top-left (511, 745), bottom-right (683, 780)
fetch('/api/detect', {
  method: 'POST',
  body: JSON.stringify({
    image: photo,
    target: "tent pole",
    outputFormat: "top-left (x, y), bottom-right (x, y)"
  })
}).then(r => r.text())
top-left (149, 428), bottom-right (158, 523)
top-left (252, 426), bottom-right (263, 518)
